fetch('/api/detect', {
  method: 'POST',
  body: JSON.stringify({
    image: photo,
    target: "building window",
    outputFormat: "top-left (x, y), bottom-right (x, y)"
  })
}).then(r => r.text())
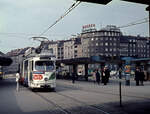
top-left (96, 43), bottom-right (98, 46)
top-left (105, 42), bottom-right (108, 46)
top-left (105, 48), bottom-right (108, 51)
top-left (113, 48), bottom-right (116, 51)
top-left (113, 43), bottom-right (116, 46)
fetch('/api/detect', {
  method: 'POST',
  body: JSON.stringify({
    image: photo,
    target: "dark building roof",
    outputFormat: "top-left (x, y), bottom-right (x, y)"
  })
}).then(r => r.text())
top-left (120, 36), bottom-right (129, 43)
top-left (74, 38), bottom-right (81, 45)
top-left (120, 35), bottom-right (148, 43)
top-left (122, 0), bottom-right (149, 5)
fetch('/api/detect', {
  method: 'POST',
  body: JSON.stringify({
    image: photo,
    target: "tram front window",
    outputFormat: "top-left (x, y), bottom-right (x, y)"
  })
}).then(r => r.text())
top-left (35, 61), bottom-right (54, 71)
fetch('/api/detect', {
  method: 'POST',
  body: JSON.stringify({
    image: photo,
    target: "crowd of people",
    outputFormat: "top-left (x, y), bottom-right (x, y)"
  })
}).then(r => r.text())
top-left (92, 66), bottom-right (110, 85)
top-left (92, 66), bottom-right (147, 86)
top-left (135, 67), bottom-right (145, 86)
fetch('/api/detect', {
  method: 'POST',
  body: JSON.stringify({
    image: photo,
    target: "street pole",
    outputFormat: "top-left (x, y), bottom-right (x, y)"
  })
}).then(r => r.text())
top-left (119, 67), bottom-right (122, 107)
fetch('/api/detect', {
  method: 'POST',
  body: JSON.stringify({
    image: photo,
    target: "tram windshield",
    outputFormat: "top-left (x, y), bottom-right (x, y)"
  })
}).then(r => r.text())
top-left (35, 61), bottom-right (54, 71)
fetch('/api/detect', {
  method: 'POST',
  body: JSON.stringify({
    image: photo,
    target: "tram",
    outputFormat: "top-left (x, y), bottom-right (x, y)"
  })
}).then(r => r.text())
top-left (20, 54), bottom-right (56, 90)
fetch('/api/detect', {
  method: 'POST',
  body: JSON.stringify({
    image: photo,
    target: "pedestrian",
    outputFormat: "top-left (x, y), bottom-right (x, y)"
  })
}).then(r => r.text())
top-left (92, 69), bottom-right (96, 84)
top-left (105, 66), bottom-right (110, 83)
top-left (118, 68), bottom-right (122, 79)
top-left (135, 67), bottom-right (140, 86)
top-left (96, 69), bottom-right (100, 85)
top-left (102, 67), bottom-right (107, 85)
top-left (72, 72), bottom-right (76, 84)
top-left (16, 72), bottom-right (20, 92)
top-left (140, 69), bottom-right (145, 86)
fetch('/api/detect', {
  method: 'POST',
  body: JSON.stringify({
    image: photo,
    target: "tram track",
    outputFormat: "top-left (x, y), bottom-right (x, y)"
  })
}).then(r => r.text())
top-left (58, 84), bottom-right (150, 100)
top-left (32, 89), bottom-right (110, 114)
top-left (20, 80), bottom-right (150, 114)
top-left (55, 92), bottom-right (110, 114)
top-left (32, 91), bottom-right (72, 114)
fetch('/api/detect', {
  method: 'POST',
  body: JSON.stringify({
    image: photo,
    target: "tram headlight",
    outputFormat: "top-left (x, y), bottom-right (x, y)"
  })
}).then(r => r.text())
top-left (44, 77), bottom-right (48, 81)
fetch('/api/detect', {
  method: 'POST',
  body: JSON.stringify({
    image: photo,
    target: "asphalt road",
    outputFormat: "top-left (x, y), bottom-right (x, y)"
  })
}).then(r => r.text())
top-left (0, 76), bottom-right (150, 114)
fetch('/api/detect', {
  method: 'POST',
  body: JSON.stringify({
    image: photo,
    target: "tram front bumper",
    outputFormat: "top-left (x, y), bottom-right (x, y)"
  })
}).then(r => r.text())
top-left (30, 82), bottom-right (56, 88)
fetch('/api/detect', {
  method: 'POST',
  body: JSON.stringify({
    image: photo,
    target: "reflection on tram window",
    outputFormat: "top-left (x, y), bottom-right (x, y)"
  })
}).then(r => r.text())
top-left (35, 61), bottom-right (54, 71)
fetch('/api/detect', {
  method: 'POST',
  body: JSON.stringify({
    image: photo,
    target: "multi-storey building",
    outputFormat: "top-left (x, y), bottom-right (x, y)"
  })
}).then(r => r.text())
top-left (120, 35), bottom-right (150, 58)
top-left (80, 25), bottom-right (150, 59)
top-left (48, 40), bottom-right (64, 60)
top-left (81, 25), bottom-right (122, 58)
top-left (62, 38), bottom-right (82, 59)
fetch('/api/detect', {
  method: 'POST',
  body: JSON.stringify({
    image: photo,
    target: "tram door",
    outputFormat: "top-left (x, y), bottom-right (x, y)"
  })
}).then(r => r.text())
top-left (28, 60), bottom-right (33, 85)
top-left (24, 60), bottom-right (29, 85)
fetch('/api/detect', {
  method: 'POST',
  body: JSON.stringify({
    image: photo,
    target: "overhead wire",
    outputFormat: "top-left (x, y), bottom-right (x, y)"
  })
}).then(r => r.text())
top-left (0, 17), bottom-right (148, 38)
top-left (38, 1), bottom-right (81, 37)
top-left (118, 17), bottom-right (149, 28)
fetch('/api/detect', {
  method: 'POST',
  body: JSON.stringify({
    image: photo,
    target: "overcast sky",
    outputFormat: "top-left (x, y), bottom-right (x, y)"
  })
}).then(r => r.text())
top-left (0, 0), bottom-right (149, 53)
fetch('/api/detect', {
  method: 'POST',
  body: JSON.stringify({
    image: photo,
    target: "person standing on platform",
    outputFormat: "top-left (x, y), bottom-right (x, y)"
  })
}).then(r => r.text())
top-left (104, 66), bottom-right (110, 83)
top-left (140, 69), bottom-right (145, 86)
top-left (135, 67), bottom-right (140, 86)
top-left (92, 69), bottom-right (96, 84)
top-left (102, 67), bottom-right (107, 85)
top-left (96, 69), bottom-right (100, 85)
top-left (72, 72), bottom-right (76, 84)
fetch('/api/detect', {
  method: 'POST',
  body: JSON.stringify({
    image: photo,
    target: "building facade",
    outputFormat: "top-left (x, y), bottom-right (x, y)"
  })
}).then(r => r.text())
top-left (81, 25), bottom-right (122, 58)
top-left (80, 25), bottom-right (150, 59)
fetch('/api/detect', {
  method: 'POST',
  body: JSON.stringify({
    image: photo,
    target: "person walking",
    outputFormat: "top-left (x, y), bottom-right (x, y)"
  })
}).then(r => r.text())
top-left (102, 67), bottom-right (107, 85)
top-left (92, 69), bottom-right (96, 84)
top-left (96, 69), bottom-right (100, 85)
top-left (140, 69), bottom-right (145, 86)
top-left (16, 72), bottom-right (20, 92)
top-left (72, 72), bottom-right (76, 84)
top-left (135, 67), bottom-right (140, 86)
top-left (104, 66), bottom-right (110, 83)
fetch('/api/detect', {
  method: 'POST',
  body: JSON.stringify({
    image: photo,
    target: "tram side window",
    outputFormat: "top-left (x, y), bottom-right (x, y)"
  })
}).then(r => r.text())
top-left (24, 60), bottom-right (28, 72)
top-left (29, 61), bottom-right (33, 71)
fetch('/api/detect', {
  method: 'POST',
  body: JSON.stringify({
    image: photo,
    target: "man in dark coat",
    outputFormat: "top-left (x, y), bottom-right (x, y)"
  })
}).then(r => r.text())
top-left (135, 67), bottom-right (140, 86)
top-left (103, 66), bottom-right (110, 83)
top-left (96, 69), bottom-right (100, 85)
top-left (140, 69), bottom-right (145, 86)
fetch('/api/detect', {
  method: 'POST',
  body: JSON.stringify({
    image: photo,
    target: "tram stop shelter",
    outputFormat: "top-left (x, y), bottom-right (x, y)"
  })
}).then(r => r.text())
top-left (56, 57), bottom-right (105, 81)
